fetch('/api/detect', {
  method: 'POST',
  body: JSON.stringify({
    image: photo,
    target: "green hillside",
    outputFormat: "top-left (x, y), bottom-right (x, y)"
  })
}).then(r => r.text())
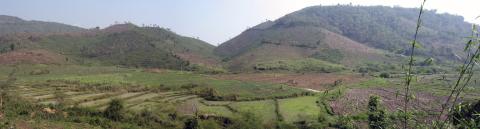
top-left (0, 23), bottom-right (219, 70)
top-left (215, 5), bottom-right (471, 71)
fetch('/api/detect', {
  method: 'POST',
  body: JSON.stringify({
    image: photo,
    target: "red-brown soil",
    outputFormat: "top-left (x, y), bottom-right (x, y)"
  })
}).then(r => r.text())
top-left (176, 52), bottom-right (220, 67)
top-left (330, 88), bottom-right (446, 116)
top-left (0, 49), bottom-right (66, 65)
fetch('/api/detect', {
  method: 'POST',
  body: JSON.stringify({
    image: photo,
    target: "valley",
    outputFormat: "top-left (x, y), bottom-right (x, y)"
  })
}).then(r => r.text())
top-left (0, 3), bottom-right (479, 129)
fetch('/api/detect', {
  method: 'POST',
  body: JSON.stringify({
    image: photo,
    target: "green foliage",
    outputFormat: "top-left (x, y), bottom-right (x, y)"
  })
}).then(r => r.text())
top-left (254, 58), bottom-right (346, 73)
top-left (310, 49), bottom-right (344, 64)
top-left (276, 121), bottom-right (298, 129)
top-left (334, 115), bottom-right (355, 129)
top-left (187, 64), bottom-right (227, 74)
top-left (368, 95), bottom-right (388, 129)
top-left (184, 118), bottom-right (199, 129)
top-left (194, 87), bottom-right (221, 101)
top-left (198, 119), bottom-right (223, 129)
top-left (282, 5), bottom-right (469, 59)
top-left (450, 100), bottom-right (480, 129)
top-left (0, 23), bottom-right (217, 70)
top-left (228, 112), bottom-right (263, 129)
top-left (103, 99), bottom-right (124, 121)
top-left (356, 63), bottom-right (398, 73)
top-left (9, 44), bottom-right (14, 51)
top-left (379, 72), bottom-right (390, 78)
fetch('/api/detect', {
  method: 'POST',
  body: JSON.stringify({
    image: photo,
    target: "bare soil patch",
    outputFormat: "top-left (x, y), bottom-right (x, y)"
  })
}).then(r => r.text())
top-left (330, 88), bottom-right (446, 116)
top-left (176, 52), bottom-right (220, 67)
top-left (0, 49), bottom-right (66, 65)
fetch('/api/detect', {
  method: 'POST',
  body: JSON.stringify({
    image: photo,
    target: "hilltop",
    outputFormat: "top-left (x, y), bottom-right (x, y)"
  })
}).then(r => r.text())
top-left (0, 19), bottom-right (219, 70)
top-left (0, 15), bottom-right (85, 35)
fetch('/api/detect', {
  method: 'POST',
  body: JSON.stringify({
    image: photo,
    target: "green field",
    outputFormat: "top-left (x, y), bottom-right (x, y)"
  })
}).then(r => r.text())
top-left (2, 64), bottom-right (479, 129)
top-left (278, 96), bottom-right (322, 122)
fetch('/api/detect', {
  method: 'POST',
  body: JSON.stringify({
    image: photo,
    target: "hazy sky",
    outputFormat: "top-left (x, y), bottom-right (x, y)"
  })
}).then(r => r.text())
top-left (1, 0), bottom-right (479, 45)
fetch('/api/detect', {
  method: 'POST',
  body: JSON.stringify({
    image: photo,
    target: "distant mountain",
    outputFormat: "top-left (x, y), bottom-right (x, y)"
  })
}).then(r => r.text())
top-left (214, 5), bottom-right (472, 71)
top-left (0, 15), bottom-right (85, 35)
top-left (0, 22), bottom-right (218, 70)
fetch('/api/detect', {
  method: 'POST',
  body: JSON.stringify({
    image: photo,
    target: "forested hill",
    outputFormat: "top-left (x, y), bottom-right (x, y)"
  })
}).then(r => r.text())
top-left (0, 15), bottom-right (85, 35)
top-left (0, 23), bottom-right (218, 70)
top-left (278, 5), bottom-right (471, 56)
top-left (214, 5), bottom-right (472, 71)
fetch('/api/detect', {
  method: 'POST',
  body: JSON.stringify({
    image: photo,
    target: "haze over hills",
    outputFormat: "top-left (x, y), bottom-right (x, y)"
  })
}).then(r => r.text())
top-left (215, 5), bottom-right (472, 72)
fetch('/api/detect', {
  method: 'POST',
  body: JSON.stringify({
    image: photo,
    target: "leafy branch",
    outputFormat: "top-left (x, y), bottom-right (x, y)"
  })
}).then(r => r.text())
top-left (437, 22), bottom-right (480, 128)
top-left (403, 0), bottom-right (426, 128)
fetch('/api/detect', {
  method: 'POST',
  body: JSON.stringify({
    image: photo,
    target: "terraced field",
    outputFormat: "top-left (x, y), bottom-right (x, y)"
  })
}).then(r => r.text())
top-left (177, 95), bottom-right (327, 124)
top-left (13, 84), bottom-right (200, 112)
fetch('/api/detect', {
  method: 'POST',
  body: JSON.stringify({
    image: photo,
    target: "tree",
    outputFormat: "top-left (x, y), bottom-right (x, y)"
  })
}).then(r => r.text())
top-left (9, 44), bottom-right (14, 51)
top-left (359, 67), bottom-right (368, 77)
top-left (104, 99), bottom-right (124, 121)
top-left (368, 96), bottom-right (388, 129)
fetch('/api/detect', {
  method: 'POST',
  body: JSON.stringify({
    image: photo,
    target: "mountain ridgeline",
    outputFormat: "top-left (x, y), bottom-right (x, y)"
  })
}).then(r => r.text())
top-left (214, 5), bottom-right (471, 72)
top-left (0, 5), bottom-right (474, 72)
top-left (0, 15), bottom-right (85, 35)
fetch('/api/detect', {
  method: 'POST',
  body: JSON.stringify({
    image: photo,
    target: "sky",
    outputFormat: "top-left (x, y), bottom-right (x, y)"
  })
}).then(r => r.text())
top-left (1, 0), bottom-right (479, 45)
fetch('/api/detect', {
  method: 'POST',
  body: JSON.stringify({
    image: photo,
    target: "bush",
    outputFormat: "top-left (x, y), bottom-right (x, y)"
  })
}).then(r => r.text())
top-left (368, 96), bottom-right (388, 129)
top-left (228, 112), bottom-right (263, 129)
top-left (103, 99), bottom-right (124, 121)
top-left (335, 115), bottom-right (354, 129)
top-left (194, 87), bottom-right (221, 101)
top-left (379, 73), bottom-right (390, 78)
top-left (184, 118), bottom-right (199, 129)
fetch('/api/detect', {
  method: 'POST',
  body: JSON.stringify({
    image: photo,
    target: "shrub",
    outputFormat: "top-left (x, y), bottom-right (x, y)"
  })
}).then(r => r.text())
top-left (335, 115), bottom-right (354, 129)
top-left (194, 87), bottom-right (221, 101)
top-left (379, 73), bottom-right (390, 78)
top-left (184, 118), bottom-right (199, 129)
top-left (103, 99), bottom-right (124, 121)
top-left (368, 96), bottom-right (388, 129)
top-left (228, 112), bottom-right (263, 129)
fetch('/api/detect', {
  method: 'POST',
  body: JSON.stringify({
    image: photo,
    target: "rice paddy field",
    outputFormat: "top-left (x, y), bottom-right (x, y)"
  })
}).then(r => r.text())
top-left (1, 64), bottom-right (479, 128)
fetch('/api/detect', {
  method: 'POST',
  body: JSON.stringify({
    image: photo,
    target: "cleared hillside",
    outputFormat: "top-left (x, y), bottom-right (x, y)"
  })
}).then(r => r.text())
top-left (0, 23), bottom-right (219, 69)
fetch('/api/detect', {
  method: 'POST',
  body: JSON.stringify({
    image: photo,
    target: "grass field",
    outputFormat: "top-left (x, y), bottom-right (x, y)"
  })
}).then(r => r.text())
top-left (3, 64), bottom-right (479, 129)
top-left (228, 100), bottom-right (277, 123)
top-left (1, 65), bottom-right (308, 101)
top-left (278, 96), bottom-right (322, 122)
